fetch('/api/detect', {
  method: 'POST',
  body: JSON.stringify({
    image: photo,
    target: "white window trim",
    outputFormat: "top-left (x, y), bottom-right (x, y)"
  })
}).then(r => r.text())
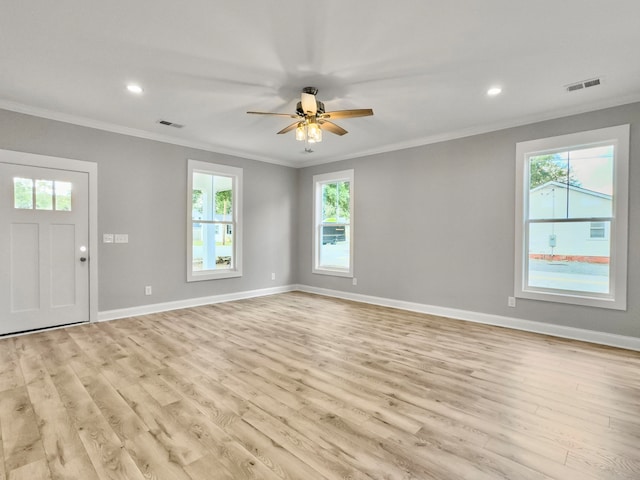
top-left (514, 124), bottom-right (629, 310)
top-left (312, 169), bottom-right (354, 277)
top-left (187, 159), bottom-right (242, 281)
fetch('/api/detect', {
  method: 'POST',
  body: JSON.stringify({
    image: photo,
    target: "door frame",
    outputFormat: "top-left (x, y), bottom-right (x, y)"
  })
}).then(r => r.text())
top-left (0, 148), bottom-right (98, 323)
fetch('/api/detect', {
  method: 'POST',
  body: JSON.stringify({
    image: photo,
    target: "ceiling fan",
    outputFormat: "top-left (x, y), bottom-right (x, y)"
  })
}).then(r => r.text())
top-left (247, 87), bottom-right (373, 147)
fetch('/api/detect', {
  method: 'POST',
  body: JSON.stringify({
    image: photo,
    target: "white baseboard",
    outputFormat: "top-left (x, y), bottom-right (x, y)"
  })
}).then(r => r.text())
top-left (97, 282), bottom-right (640, 351)
top-left (97, 285), bottom-right (297, 322)
top-left (294, 284), bottom-right (640, 352)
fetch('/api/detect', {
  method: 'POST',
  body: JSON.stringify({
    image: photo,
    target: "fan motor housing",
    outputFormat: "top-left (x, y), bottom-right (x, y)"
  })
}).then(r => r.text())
top-left (296, 100), bottom-right (325, 116)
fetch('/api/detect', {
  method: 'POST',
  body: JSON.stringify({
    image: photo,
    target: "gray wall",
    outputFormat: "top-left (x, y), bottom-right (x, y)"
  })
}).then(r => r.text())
top-left (1, 102), bottom-right (638, 339)
top-left (297, 102), bottom-right (640, 339)
top-left (0, 109), bottom-right (297, 311)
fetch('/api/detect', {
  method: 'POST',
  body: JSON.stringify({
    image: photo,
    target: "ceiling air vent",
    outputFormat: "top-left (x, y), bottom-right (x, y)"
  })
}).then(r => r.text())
top-left (565, 77), bottom-right (602, 93)
top-left (157, 119), bottom-right (184, 128)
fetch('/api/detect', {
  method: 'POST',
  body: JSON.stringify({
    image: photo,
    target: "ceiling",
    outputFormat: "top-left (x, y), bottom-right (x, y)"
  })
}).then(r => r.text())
top-left (2, 1), bottom-right (640, 167)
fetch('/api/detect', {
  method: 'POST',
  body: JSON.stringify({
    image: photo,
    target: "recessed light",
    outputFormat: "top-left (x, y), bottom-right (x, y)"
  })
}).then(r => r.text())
top-left (487, 87), bottom-right (502, 96)
top-left (126, 84), bottom-right (143, 94)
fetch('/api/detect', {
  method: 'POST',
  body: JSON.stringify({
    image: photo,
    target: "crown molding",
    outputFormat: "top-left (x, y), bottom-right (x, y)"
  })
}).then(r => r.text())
top-left (0, 99), bottom-right (298, 168)
top-left (2, 94), bottom-right (639, 169)
top-left (294, 94), bottom-right (640, 168)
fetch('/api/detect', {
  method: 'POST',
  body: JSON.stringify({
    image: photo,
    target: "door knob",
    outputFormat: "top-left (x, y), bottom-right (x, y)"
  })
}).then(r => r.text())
top-left (80, 257), bottom-right (87, 262)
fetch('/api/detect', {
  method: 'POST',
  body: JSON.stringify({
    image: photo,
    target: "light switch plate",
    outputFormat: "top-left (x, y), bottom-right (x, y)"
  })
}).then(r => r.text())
top-left (103, 234), bottom-right (114, 243)
top-left (114, 234), bottom-right (129, 244)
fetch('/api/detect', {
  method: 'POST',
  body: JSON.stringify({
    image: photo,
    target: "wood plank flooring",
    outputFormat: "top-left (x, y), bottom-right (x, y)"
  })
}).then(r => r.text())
top-left (0, 291), bottom-right (639, 479)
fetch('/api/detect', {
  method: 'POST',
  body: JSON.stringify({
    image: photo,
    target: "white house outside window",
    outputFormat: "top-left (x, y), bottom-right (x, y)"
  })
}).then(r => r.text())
top-left (514, 125), bottom-right (629, 310)
top-left (313, 169), bottom-right (354, 277)
top-left (187, 160), bottom-right (242, 281)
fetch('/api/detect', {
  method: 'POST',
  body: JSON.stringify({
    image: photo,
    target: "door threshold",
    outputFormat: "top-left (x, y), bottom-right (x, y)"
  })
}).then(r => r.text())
top-left (0, 320), bottom-right (90, 339)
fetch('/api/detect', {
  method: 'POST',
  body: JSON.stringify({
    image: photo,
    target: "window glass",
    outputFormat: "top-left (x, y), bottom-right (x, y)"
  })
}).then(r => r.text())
top-left (322, 181), bottom-right (350, 223)
top-left (13, 178), bottom-right (72, 211)
top-left (188, 160), bottom-right (242, 281)
top-left (528, 146), bottom-right (613, 220)
top-left (515, 125), bottom-right (629, 310)
top-left (590, 222), bottom-right (606, 239)
top-left (35, 179), bottom-right (54, 210)
top-left (528, 221), bottom-right (610, 294)
top-left (319, 225), bottom-right (350, 270)
top-left (313, 170), bottom-right (354, 277)
top-left (13, 177), bottom-right (33, 209)
top-left (55, 181), bottom-right (72, 211)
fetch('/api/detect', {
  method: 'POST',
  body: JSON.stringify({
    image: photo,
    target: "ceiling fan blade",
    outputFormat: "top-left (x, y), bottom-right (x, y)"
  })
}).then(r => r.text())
top-left (247, 111), bottom-right (299, 118)
top-left (301, 92), bottom-right (318, 115)
top-left (319, 120), bottom-right (348, 136)
top-left (277, 121), bottom-right (300, 135)
top-left (321, 109), bottom-right (374, 120)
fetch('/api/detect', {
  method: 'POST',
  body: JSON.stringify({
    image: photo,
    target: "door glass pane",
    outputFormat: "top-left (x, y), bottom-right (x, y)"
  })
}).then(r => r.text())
top-left (13, 177), bottom-right (33, 209)
top-left (55, 181), bottom-right (72, 211)
top-left (35, 179), bottom-right (54, 210)
top-left (528, 221), bottom-right (610, 294)
top-left (319, 225), bottom-right (350, 269)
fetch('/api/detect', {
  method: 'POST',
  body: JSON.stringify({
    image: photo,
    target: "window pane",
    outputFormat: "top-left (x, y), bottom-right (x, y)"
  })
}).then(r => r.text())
top-left (567, 145), bottom-right (613, 218)
top-left (527, 221), bottom-right (610, 294)
top-left (55, 181), bottom-right (72, 211)
top-left (216, 189), bottom-right (232, 219)
top-left (321, 181), bottom-right (350, 222)
top-left (321, 182), bottom-right (337, 222)
top-left (529, 153), bottom-right (569, 220)
top-left (35, 179), bottom-right (53, 210)
top-left (192, 172), bottom-right (232, 222)
top-left (318, 225), bottom-right (350, 269)
top-left (590, 222), bottom-right (606, 239)
top-left (13, 177), bottom-right (33, 209)
top-left (529, 146), bottom-right (613, 220)
top-left (192, 223), bottom-right (233, 272)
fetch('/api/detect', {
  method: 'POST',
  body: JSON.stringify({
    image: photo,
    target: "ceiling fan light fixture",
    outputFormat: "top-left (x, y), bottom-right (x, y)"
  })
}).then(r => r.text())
top-left (307, 122), bottom-right (322, 143)
top-left (247, 87), bottom-right (372, 147)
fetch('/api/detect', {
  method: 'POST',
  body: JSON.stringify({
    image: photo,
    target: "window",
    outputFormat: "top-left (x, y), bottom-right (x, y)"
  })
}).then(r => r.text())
top-left (514, 125), bottom-right (629, 310)
top-left (589, 222), bottom-right (606, 240)
top-left (187, 160), bottom-right (242, 281)
top-left (313, 170), bottom-right (354, 276)
top-left (13, 177), bottom-right (72, 211)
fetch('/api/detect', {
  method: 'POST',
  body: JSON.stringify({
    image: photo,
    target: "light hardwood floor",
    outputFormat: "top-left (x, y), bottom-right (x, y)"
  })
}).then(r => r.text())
top-left (0, 292), bottom-right (639, 480)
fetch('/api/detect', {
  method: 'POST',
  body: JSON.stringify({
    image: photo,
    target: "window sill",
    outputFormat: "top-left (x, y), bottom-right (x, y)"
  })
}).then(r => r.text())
top-left (312, 268), bottom-right (353, 278)
top-left (188, 270), bottom-right (242, 282)
top-left (516, 288), bottom-right (625, 310)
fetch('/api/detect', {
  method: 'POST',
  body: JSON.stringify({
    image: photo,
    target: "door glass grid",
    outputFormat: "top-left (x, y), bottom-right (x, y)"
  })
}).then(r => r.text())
top-left (13, 177), bottom-right (72, 211)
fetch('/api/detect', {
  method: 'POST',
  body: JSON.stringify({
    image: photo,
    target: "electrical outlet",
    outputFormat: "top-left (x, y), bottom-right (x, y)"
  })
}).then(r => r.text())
top-left (508, 296), bottom-right (516, 307)
top-left (352, 277), bottom-right (357, 286)
top-left (145, 286), bottom-right (152, 295)
top-left (271, 273), bottom-right (276, 280)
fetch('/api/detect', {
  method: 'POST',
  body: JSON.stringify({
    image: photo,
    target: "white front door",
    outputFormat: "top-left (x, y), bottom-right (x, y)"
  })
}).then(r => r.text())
top-left (0, 162), bottom-right (90, 334)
